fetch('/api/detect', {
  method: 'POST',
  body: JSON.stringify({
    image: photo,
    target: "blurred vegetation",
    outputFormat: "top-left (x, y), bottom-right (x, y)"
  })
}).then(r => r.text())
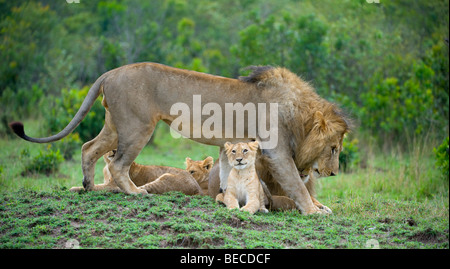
top-left (434, 136), bottom-right (449, 180)
top-left (0, 0), bottom-right (448, 168)
top-left (339, 138), bottom-right (360, 173)
top-left (42, 87), bottom-right (104, 141)
top-left (22, 145), bottom-right (64, 176)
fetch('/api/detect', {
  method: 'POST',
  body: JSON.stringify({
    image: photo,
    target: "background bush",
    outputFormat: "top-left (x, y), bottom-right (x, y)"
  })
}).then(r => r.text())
top-left (434, 137), bottom-right (449, 180)
top-left (22, 145), bottom-right (64, 176)
top-left (0, 0), bottom-right (448, 164)
top-left (43, 87), bottom-right (104, 142)
top-left (54, 133), bottom-right (82, 160)
top-left (339, 138), bottom-right (360, 173)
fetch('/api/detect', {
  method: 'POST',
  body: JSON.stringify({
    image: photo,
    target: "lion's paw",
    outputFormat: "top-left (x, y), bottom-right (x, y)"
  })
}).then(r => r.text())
top-left (69, 186), bottom-right (84, 193)
top-left (133, 188), bottom-right (148, 195)
top-left (302, 205), bottom-right (330, 215)
top-left (319, 205), bottom-right (332, 214)
top-left (314, 203), bottom-right (332, 214)
top-left (240, 207), bottom-right (257, 215)
top-left (259, 208), bottom-right (269, 214)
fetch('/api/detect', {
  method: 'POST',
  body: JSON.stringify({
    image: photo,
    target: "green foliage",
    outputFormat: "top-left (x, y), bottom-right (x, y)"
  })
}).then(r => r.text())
top-left (54, 133), bottom-right (82, 160)
top-left (0, 0), bottom-right (448, 147)
top-left (0, 2), bottom-right (56, 93)
top-left (339, 137), bottom-right (360, 172)
top-left (434, 137), bottom-right (449, 180)
top-left (359, 62), bottom-right (439, 141)
top-left (43, 87), bottom-right (104, 142)
top-left (0, 84), bottom-right (44, 136)
top-left (231, 12), bottom-right (328, 81)
top-left (23, 145), bottom-right (64, 176)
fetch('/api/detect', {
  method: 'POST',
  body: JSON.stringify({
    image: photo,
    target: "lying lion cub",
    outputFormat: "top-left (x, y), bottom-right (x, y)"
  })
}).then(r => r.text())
top-left (70, 150), bottom-right (213, 195)
top-left (221, 141), bottom-right (269, 214)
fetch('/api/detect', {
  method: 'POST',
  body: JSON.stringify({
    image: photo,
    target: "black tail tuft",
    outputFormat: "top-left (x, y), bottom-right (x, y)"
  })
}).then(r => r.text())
top-left (8, 121), bottom-right (26, 139)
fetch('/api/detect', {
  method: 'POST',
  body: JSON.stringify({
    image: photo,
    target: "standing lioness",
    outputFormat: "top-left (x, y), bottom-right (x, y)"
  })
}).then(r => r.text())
top-left (10, 63), bottom-right (349, 214)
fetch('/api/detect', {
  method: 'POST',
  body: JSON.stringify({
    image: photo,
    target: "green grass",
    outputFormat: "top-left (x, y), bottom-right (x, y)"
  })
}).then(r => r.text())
top-left (0, 123), bottom-right (448, 249)
top-left (0, 188), bottom-right (447, 249)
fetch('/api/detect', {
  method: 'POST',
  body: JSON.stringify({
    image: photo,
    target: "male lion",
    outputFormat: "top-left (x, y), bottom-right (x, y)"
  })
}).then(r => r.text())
top-left (9, 63), bottom-right (349, 214)
top-left (69, 150), bottom-right (213, 196)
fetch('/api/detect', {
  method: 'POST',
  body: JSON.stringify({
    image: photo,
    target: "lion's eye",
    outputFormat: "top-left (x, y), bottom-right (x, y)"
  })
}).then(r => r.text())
top-left (190, 170), bottom-right (195, 174)
top-left (331, 146), bottom-right (337, 154)
top-left (231, 150), bottom-right (236, 154)
top-left (243, 149), bottom-right (248, 153)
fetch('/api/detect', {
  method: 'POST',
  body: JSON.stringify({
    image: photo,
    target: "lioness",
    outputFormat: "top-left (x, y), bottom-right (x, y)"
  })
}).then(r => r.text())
top-left (10, 63), bottom-right (349, 214)
top-left (70, 151), bottom-right (213, 196)
top-left (221, 141), bottom-right (268, 214)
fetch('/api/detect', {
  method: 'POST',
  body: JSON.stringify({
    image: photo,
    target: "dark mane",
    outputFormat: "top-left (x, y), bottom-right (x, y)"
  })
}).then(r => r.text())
top-left (335, 107), bottom-right (355, 132)
top-left (238, 65), bottom-right (274, 83)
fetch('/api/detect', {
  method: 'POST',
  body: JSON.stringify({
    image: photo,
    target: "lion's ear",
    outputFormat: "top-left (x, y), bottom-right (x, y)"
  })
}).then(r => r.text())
top-left (248, 141), bottom-right (259, 151)
top-left (224, 142), bottom-right (232, 151)
top-left (314, 111), bottom-right (328, 132)
top-left (203, 156), bottom-right (214, 170)
top-left (185, 157), bottom-right (192, 165)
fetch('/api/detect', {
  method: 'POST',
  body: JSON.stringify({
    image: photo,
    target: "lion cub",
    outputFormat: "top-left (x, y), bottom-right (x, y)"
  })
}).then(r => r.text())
top-left (70, 150), bottom-right (213, 196)
top-left (136, 156), bottom-right (213, 195)
top-left (222, 141), bottom-right (268, 214)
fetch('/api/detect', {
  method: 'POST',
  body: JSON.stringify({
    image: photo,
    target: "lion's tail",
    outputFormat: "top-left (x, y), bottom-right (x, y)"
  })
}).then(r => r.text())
top-left (9, 74), bottom-right (107, 143)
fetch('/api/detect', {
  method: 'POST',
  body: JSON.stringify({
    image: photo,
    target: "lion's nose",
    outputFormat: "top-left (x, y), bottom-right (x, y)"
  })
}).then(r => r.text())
top-left (236, 158), bottom-right (243, 163)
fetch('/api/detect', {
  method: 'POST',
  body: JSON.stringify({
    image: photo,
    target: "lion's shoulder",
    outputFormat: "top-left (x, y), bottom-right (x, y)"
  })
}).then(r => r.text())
top-left (238, 65), bottom-right (310, 89)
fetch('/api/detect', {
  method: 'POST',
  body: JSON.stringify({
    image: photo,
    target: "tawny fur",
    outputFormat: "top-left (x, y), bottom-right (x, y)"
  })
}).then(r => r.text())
top-left (186, 157), bottom-right (213, 195)
top-left (70, 151), bottom-right (213, 196)
top-left (213, 162), bottom-right (322, 212)
top-left (221, 141), bottom-right (268, 214)
top-left (240, 66), bottom-right (349, 173)
top-left (12, 63), bottom-right (349, 215)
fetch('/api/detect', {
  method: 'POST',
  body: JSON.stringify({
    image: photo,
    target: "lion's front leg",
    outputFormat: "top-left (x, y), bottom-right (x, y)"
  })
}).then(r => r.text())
top-left (223, 187), bottom-right (240, 210)
top-left (266, 151), bottom-right (324, 215)
top-left (219, 148), bottom-right (232, 191)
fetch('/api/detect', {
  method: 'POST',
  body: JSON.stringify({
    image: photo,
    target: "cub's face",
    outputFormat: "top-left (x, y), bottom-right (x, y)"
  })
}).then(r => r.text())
top-left (224, 141), bottom-right (259, 170)
top-left (185, 156), bottom-right (214, 183)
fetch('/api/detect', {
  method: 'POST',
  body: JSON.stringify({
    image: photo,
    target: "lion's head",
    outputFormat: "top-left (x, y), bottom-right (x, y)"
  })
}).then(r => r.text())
top-left (185, 156), bottom-right (214, 185)
top-left (297, 107), bottom-right (349, 178)
top-left (239, 66), bottom-right (351, 177)
top-left (224, 141), bottom-right (259, 170)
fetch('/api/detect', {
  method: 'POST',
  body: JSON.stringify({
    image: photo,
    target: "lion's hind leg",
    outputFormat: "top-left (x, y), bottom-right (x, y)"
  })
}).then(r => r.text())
top-left (107, 124), bottom-right (155, 195)
top-left (139, 173), bottom-right (179, 194)
top-left (80, 120), bottom-right (117, 191)
top-left (270, 195), bottom-right (297, 211)
top-left (70, 152), bottom-right (121, 193)
top-left (215, 193), bottom-right (225, 204)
